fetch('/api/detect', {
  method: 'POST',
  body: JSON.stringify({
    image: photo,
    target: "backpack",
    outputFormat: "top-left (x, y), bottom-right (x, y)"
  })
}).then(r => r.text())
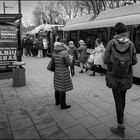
top-left (110, 40), bottom-right (132, 78)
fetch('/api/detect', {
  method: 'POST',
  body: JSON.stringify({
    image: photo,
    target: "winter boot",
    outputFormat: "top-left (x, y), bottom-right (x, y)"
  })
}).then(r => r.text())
top-left (110, 124), bottom-right (125, 138)
top-left (60, 92), bottom-right (71, 109)
top-left (55, 91), bottom-right (60, 106)
top-left (79, 70), bottom-right (84, 73)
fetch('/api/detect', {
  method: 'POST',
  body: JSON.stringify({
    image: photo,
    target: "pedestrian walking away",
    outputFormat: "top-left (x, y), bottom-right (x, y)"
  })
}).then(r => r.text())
top-left (68, 41), bottom-right (78, 76)
top-left (34, 33), bottom-right (43, 58)
top-left (43, 38), bottom-right (48, 57)
top-left (25, 34), bottom-right (33, 57)
top-left (21, 36), bottom-right (26, 57)
top-left (53, 38), bottom-right (73, 110)
top-left (103, 22), bottom-right (137, 138)
top-left (77, 40), bottom-right (88, 73)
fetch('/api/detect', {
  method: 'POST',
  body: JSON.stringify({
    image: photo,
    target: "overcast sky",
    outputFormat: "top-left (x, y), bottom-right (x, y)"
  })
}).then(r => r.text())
top-left (0, 1), bottom-right (40, 26)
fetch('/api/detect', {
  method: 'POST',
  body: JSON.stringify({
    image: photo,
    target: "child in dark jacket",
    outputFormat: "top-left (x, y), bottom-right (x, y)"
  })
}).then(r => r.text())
top-left (68, 41), bottom-right (78, 76)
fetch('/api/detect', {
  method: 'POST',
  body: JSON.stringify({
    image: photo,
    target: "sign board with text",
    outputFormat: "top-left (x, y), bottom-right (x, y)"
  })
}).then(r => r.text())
top-left (0, 25), bottom-right (17, 71)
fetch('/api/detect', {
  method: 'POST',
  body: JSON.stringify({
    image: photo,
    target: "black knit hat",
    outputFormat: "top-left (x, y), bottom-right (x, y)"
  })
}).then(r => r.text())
top-left (115, 22), bottom-right (127, 34)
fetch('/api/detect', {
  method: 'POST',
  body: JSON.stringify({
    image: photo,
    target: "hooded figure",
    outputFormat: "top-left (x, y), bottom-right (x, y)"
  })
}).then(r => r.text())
top-left (53, 41), bottom-right (73, 109)
top-left (103, 22), bottom-right (137, 138)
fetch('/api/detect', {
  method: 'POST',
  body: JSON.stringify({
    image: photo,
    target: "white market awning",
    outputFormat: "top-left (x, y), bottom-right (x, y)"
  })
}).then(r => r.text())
top-left (64, 3), bottom-right (140, 31)
top-left (64, 13), bottom-right (140, 31)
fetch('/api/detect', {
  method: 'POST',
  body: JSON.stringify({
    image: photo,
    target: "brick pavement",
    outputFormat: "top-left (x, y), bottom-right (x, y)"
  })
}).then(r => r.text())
top-left (0, 57), bottom-right (140, 139)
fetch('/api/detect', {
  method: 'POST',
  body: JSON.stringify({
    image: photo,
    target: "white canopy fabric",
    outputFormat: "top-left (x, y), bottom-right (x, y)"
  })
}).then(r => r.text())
top-left (27, 24), bottom-right (64, 35)
top-left (27, 24), bottom-right (46, 35)
top-left (42, 24), bottom-right (52, 31)
top-left (64, 3), bottom-right (140, 31)
top-left (64, 13), bottom-right (140, 31)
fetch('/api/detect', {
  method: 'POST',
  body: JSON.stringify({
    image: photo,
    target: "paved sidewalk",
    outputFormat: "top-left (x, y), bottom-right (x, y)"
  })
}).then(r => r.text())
top-left (0, 57), bottom-right (140, 139)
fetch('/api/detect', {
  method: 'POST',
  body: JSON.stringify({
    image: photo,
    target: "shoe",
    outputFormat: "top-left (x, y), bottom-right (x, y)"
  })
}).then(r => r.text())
top-left (89, 73), bottom-right (95, 76)
top-left (110, 126), bottom-right (125, 138)
top-left (61, 104), bottom-right (71, 109)
top-left (85, 68), bottom-right (88, 72)
top-left (79, 70), bottom-right (84, 73)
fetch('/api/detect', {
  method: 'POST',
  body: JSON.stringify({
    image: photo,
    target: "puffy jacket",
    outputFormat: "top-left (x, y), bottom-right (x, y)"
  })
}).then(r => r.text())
top-left (53, 42), bottom-right (73, 92)
top-left (77, 45), bottom-right (87, 63)
top-left (94, 43), bottom-right (105, 65)
top-left (68, 45), bottom-right (78, 60)
top-left (34, 37), bottom-right (43, 50)
top-left (104, 32), bottom-right (137, 90)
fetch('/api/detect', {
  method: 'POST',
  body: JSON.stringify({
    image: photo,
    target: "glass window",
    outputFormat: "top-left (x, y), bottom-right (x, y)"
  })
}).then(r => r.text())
top-left (70, 31), bottom-right (77, 42)
top-left (79, 30), bottom-right (95, 49)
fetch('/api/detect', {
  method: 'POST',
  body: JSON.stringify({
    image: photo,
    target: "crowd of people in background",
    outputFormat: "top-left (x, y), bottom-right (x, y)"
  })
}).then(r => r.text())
top-left (22, 32), bottom-right (105, 78)
top-left (21, 33), bottom-right (49, 58)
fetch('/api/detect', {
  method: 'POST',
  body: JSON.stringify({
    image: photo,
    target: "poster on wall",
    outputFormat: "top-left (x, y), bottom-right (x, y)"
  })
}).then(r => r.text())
top-left (0, 25), bottom-right (17, 71)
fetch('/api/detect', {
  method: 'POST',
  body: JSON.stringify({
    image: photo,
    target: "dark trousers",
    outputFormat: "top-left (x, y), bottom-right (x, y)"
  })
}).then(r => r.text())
top-left (26, 48), bottom-right (31, 56)
top-left (43, 49), bottom-right (47, 57)
top-left (55, 90), bottom-right (60, 105)
top-left (32, 48), bottom-right (38, 57)
top-left (93, 65), bottom-right (103, 74)
top-left (55, 90), bottom-right (66, 106)
top-left (70, 62), bottom-right (75, 76)
top-left (112, 89), bottom-right (127, 124)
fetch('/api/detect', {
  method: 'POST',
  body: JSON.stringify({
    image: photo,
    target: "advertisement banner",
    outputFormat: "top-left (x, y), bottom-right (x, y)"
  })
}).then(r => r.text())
top-left (0, 25), bottom-right (17, 71)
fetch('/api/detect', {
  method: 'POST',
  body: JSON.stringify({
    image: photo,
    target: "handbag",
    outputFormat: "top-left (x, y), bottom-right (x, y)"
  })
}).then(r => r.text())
top-left (47, 57), bottom-right (55, 72)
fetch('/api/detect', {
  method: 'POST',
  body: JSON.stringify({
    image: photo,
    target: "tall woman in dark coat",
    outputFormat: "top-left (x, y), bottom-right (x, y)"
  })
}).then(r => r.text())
top-left (53, 40), bottom-right (73, 109)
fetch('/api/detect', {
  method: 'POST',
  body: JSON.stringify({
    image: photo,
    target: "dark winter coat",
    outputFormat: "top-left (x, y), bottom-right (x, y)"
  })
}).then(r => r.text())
top-left (53, 42), bottom-right (73, 92)
top-left (34, 37), bottom-right (43, 50)
top-left (68, 45), bottom-right (78, 60)
top-left (77, 44), bottom-right (87, 63)
top-left (25, 38), bottom-right (33, 49)
top-left (103, 33), bottom-right (137, 91)
top-left (68, 45), bottom-right (78, 65)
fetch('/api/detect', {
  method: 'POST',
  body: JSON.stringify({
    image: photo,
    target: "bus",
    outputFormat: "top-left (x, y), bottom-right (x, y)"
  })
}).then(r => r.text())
top-left (64, 3), bottom-right (140, 80)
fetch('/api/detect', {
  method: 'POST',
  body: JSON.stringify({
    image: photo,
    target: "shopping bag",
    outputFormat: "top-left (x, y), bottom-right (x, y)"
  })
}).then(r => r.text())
top-left (84, 61), bottom-right (93, 70)
top-left (87, 54), bottom-right (95, 63)
top-left (47, 57), bottom-right (55, 72)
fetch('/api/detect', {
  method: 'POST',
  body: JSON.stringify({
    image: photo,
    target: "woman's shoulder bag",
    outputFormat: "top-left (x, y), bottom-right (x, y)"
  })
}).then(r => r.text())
top-left (47, 57), bottom-right (55, 72)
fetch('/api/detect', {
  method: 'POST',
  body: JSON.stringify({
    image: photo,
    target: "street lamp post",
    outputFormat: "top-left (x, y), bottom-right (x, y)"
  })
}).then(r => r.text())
top-left (3, 2), bottom-right (5, 14)
top-left (17, 0), bottom-right (22, 62)
top-left (3, 2), bottom-right (14, 14)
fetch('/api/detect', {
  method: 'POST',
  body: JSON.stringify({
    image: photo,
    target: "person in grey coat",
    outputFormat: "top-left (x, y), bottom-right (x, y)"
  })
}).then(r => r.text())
top-left (77, 40), bottom-right (87, 73)
top-left (104, 22), bottom-right (137, 138)
top-left (68, 41), bottom-right (78, 76)
top-left (53, 40), bottom-right (73, 109)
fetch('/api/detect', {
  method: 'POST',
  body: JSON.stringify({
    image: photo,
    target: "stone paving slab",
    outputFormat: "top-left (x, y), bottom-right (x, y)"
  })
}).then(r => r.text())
top-left (64, 125), bottom-right (90, 139)
top-left (0, 57), bottom-right (140, 139)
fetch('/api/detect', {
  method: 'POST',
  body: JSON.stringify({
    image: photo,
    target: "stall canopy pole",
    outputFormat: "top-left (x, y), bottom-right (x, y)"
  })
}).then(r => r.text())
top-left (3, 2), bottom-right (6, 14)
top-left (17, 0), bottom-right (22, 62)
